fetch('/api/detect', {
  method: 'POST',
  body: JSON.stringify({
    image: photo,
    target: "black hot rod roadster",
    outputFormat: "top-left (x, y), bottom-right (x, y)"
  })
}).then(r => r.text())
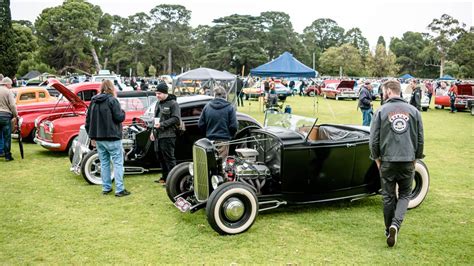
top-left (166, 112), bottom-right (430, 235)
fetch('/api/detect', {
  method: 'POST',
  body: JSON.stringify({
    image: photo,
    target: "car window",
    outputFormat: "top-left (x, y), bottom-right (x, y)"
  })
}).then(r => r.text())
top-left (118, 97), bottom-right (150, 111)
top-left (39, 92), bottom-right (46, 98)
top-left (77, 90), bottom-right (97, 101)
top-left (181, 104), bottom-right (205, 117)
top-left (20, 92), bottom-right (36, 101)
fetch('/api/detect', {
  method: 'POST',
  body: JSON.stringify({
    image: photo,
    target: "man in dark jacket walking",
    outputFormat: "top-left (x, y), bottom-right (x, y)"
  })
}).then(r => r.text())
top-left (370, 80), bottom-right (424, 247)
top-left (198, 87), bottom-right (238, 158)
top-left (85, 80), bottom-right (130, 197)
top-left (410, 85), bottom-right (422, 110)
top-left (358, 81), bottom-right (375, 126)
top-left (150, 83), bottom-right (180, 184)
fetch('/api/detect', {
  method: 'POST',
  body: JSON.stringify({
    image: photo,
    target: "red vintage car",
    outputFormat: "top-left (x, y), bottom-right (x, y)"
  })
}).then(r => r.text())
top-left (320, 80), bottom-right (357, 100)
top-left (34, 80), bottom-right (156, 152)
top-left (16, 81), bottom-right (104, 141)
top-left (434, 83), bottom-right (474, 110)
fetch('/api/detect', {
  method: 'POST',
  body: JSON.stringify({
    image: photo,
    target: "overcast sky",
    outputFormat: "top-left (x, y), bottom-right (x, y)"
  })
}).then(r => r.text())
top-left (11, 0), bottom-right (473, 49)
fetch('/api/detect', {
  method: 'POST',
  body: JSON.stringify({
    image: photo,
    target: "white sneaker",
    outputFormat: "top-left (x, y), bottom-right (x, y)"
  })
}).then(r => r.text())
top-left (387, 225), bottom-right (398, 247)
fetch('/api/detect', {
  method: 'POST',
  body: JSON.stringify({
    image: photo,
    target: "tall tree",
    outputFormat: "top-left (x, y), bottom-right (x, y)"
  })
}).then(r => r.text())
top-left (366, 44), bottom-right (399, 77)
top-left (204, 14), bottom-right (266, 73)
top-left (259, 11), bottom-right (299, 60)
top-left (0, 0), bottom-right (20, 77)
top-left (427, 14), bottom-right (467, 77)
top-left (149, 4), bottom-right (192, 74)
top-left (319, 44), bottom-right (363, 76)
top-left (343, 27), bottom-right (369, 56)
top-left (377, 36), bottom-right (386, 47)
top-left (448, 31), bottom-right (474, 78)
top-left (35, 0), bottom-right (109, 73)
top-left (390, 31), bottom-right (438, 78)
top-left (302, 18), bottom-right (345, 69)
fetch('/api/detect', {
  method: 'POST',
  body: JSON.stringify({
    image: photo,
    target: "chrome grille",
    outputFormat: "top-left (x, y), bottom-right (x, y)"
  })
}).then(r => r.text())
top-left (193, 145), bottom-right (209, 202)
top-left (71, 127), bottom-right (90, 174)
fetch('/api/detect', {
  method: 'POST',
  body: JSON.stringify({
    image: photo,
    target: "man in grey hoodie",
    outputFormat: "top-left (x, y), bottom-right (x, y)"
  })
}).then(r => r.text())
top-left (198, 87), bottom-right (238, 158)
top-left (370, 80), bottom-right (424, 247)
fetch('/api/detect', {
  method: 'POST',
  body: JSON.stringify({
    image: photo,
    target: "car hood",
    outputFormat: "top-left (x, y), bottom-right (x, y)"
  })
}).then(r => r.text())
top-left (47, 78), bottom-right (88, 109)
top-left (337, 81), bottom-right (356, 89)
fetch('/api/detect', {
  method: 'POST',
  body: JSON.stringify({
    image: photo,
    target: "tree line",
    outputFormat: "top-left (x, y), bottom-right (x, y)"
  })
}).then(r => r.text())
top-left (1, 0), bottom-right (473, 79)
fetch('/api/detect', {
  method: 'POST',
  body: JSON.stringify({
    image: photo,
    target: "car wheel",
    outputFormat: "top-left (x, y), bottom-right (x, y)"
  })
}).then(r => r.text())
top-left (309, 91), bottom-right (315, 97)
top-left (471, 106), bottom-right (474, 116)
top-left (323, 93), bottom-right (327, 99)
top-left (206, 182), bottom-right (258, 235)
top-left (68, 136), bottom-right (78, 163)
top-left (166, 162), bottom-right (193, 202)
top-left (335, 95), bottom-right (339, 101)
top-left (81, 150), bottom-right (114, 185)
top-left (397, 160), bottom-right (429, 209)
top-left (422, 107), bottom-right (428, 111)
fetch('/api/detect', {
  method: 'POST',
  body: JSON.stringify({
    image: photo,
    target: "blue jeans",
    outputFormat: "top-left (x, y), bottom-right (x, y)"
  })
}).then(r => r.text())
top-left (96, 140), bottom-right (125, 193)
top-left (0, 129), bottom-right (4, 154)
top-left (361, 108), bottom-right (373, 126)
top-left (0, 117), bottom-right (12, 158)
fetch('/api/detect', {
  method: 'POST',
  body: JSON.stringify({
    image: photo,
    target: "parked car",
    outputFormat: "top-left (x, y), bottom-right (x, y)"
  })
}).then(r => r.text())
top-left (70, 95), bottom-right (262, 185)
top-left (14, 80), bottom-right (105, 141)
top-left (242, 83), bottom-right (264, 100)
top-left (34, 83), bottom-right (156, 152)
top-left (400, 84), bottom-right (430, 111)
top-left (273, 82), bottom-right (292, 100)
top-left (11, 87), bottom-right (57, 105)
top-left (166, 111), bottom-right (430, 235)
top-left (434, 83), bottom-right (474, 111)
top-left (92, 70), bottom-right (132, 91)
top-left (304, 84), bottom-right (322, 96)
top-left (321, 80), bottom-right (357, 100)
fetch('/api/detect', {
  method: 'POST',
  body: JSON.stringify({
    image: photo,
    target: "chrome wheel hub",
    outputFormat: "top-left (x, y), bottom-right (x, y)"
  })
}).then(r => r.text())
top-left (223, 197), bottom-right (245, 221)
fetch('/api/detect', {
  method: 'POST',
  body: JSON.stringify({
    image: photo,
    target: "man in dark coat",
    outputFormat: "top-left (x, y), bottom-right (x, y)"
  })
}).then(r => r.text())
top-left (358, 81), bottom-right (376, 126)
top-left (370, 80), bottom-right (424, 247)
top-left (150, 82), bottom-right (180, 184)
top-left (198, 87), bottom-right (238, 158)
top-left (85, 80), bottom-right (129, 197)
top-left (410, 86), bottom-right (422, 111)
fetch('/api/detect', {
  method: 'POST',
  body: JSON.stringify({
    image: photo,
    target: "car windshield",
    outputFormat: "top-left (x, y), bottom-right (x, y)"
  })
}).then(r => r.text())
top-left (118, 96), bottom-right (156, 112)
top-left (264, 112), bottom-right (316, 136)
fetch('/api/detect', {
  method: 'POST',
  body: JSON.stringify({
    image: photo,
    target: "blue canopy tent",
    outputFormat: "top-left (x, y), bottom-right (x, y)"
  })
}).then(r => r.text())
top-left (438, 74), bottom-right (455, 81)
top-left (250, 52), bottom-right (317, 78)
top-left (399, 73), bottom-right (414, 79)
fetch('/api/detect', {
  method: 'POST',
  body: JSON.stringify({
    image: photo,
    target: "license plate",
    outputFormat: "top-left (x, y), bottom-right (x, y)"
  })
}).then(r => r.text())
top-left (174, 197), bottom-right (191, 212)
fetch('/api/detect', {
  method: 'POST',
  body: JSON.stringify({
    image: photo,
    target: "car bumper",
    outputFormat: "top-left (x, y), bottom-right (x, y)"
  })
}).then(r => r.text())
top-left (34, 137), bottom-right (61, 149)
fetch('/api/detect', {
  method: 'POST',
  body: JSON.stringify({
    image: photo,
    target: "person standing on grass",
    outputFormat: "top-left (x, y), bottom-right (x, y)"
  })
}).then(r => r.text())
top-left (85, 80), bottom-right (130, 197)
top-left (150, 82), bottom-right (180, 184)
top-left (358, 81), bottom-right (375, 126)
top-left (369, 80), bottom-right (424, 247)
top-left (448, 82), bottom-right (458, 113)
top-left (198, 87), bottom-right (238, 159)
top-left (0, 77), bottom-right (17, 161)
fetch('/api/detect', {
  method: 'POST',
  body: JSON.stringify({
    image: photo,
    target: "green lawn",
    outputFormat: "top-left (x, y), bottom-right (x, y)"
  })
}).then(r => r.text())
top-left (1, 96), bottom-right (473, 264)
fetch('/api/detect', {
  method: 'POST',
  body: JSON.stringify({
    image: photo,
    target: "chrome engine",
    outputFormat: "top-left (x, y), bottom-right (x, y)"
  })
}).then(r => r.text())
top-left (223, 148), bottom-right (270, 194)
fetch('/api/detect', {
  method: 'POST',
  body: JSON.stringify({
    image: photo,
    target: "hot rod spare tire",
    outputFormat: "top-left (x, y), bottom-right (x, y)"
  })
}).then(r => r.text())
top-left (81, 150), bottom-right (114, 185)
top-left (396, 160), bottom-right (429, 209)
top-left (206, 182), bottom-right (258, 235)
top-left (166, 162), bottom-right (193, 202)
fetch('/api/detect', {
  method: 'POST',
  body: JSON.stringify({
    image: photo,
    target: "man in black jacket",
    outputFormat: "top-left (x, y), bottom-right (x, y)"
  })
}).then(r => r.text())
top-left (358, 81), bottom-right (376, 126)
top-left (150, 83), bottom-right (180, 184)
top-left (85, 80), bottom-right (130, 197)
top-left (198, 87), bottom-right (238, 158)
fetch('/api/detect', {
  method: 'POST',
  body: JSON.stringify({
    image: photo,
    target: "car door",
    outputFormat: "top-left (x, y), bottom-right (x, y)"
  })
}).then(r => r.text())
top-left (307, 140), bottom-right (356, 193)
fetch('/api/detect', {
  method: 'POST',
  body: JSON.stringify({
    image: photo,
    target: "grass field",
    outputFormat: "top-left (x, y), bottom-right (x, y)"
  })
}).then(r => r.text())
top-left (1, 96), bottom-right (473, 264)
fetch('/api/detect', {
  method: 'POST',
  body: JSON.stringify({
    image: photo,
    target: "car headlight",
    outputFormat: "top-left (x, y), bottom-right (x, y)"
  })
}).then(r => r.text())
top-left (188, 163), bottom-right (194, 176)
top-left (211, 175), bottom-right (224, 190)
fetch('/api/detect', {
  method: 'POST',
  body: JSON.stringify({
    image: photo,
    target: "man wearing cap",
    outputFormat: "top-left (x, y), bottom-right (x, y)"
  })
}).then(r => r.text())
top-left (0, 77), bottom-right (18, 161)
top-left (358, 81), bottom-right (376, 126)
top-left (198, 87), bottom-right (238, 158)
top-left (150, 82), bottom-right (180, 184)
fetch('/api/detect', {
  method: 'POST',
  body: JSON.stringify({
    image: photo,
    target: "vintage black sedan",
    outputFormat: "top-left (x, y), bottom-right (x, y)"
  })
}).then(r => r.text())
top-left (70, 95), bottom-right (261, 184)
top-left (167, 112), bottom-right (430, 235)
